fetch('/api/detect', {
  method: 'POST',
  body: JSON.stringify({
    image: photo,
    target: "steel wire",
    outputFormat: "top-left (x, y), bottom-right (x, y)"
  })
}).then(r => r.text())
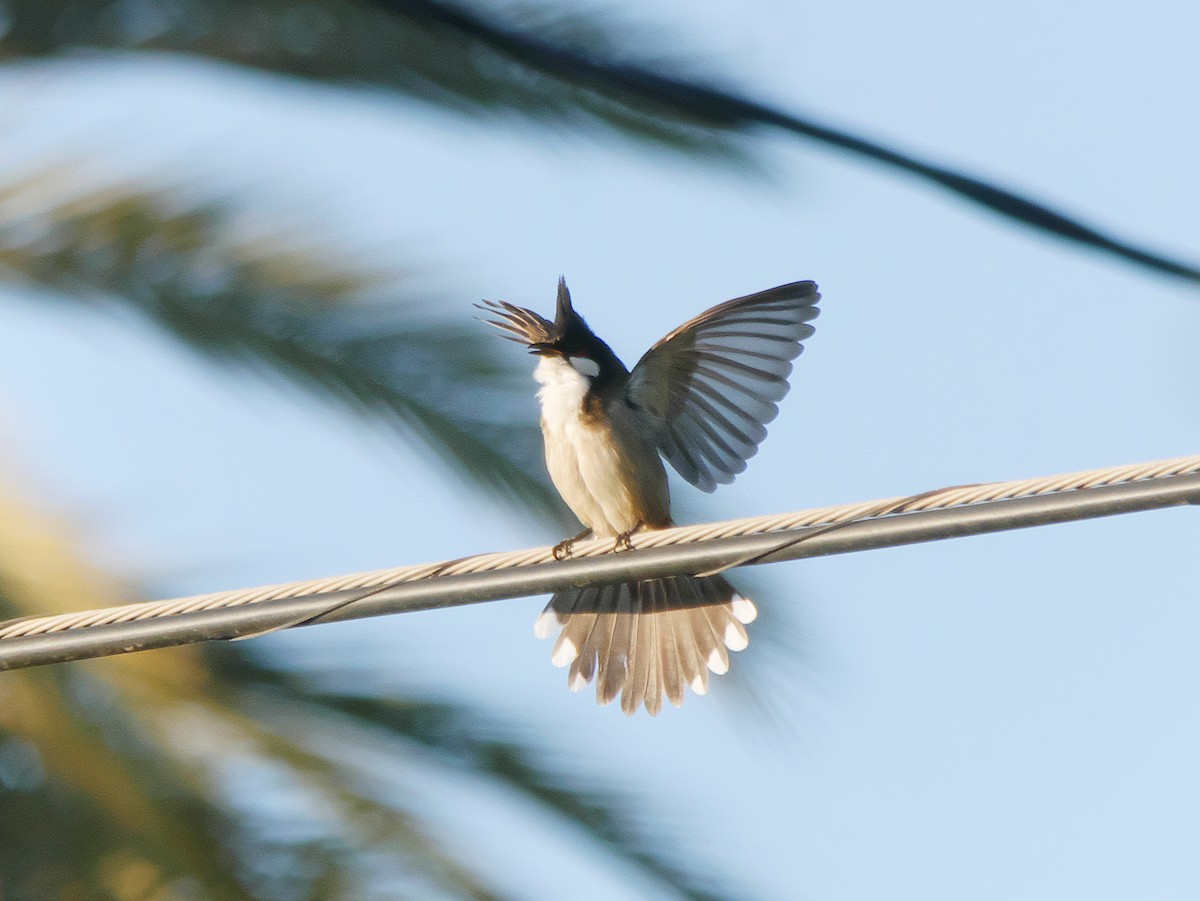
top-left (2, 453), bottom-right (1199, 668)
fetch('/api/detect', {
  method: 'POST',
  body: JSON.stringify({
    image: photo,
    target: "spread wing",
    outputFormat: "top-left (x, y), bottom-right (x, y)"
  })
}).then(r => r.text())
top-left (624, 281), bottom-right (820, 492)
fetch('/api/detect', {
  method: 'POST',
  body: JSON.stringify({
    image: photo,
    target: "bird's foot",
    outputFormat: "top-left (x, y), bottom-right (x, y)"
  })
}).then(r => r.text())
top-left (614, 523), bottom-right (645, 552)
top-left (553, 529), bottom-right (593, 560)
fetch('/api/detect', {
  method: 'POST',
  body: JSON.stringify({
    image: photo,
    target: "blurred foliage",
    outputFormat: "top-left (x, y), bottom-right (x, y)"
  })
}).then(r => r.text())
top-left (0, 0), bottom-right (816, 891)
top-left (0, 168), bottom-right (571, 521)
top-left (0, 0), bottom-right (1191, 896)
top-left (0, 0), bottom-right (749, 161)
top-left (0, 473), bottom-right (736, 900)
top-left (0, 0), bottom-right (1048, 897)
top-left (2, 0), bottom-right (1191, 280)
top-left (0, 159), bottom-right (758, 897)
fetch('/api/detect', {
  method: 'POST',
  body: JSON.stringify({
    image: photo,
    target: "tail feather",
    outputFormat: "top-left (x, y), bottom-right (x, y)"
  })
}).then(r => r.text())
top-left (659, 588), bottom-right (687, 708)
top-left (621, 599), bottom-right (650, 716)
top-left (647, 601), bottom-right (667, 716)
top-left (571, 609), bottom-right (609, 690)
top-left (536, 574), bottom-right (756, 716)
top-left (700, 606), bottom-right (731, 676)
top-left (679, 614), bottom-right (710, 696)
top-left (552, 584), bottom-right (595, 669)
top-left (690, 588), bottom-right (727, 677)
top-left (599, 591), bottom-right (634, 705)
top-left (675, 602), bottom-right (715, 695)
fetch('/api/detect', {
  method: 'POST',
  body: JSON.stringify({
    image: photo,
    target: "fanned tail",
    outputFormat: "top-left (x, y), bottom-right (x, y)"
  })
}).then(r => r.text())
top-left (534, 575), bottom-right (757, 715)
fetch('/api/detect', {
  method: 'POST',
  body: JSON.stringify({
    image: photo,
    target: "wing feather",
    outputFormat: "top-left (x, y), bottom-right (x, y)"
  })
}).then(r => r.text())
top-left (625, 281), bottom-right (820, 492)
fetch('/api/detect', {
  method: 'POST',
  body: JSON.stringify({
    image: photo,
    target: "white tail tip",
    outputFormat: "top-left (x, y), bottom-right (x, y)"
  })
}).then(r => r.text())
top-left (723, 621), bottom-right (749, 652)
top-left (534, 610), bottom-right (564, 639)
top-left (706, 647), bottom-right (730, 675)
top-left (551, 635), bottom-right (578, 667)
top-left (731, 596), bottom-right (757, 624)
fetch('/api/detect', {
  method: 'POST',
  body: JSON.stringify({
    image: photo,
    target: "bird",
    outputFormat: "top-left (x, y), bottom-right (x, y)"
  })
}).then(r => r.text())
top-left (478, 278), bottom-right (820, 715)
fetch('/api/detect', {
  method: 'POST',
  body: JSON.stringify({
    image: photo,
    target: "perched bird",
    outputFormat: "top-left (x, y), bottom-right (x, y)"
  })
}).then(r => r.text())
top-left (480, 278), bottom-right (820, 714)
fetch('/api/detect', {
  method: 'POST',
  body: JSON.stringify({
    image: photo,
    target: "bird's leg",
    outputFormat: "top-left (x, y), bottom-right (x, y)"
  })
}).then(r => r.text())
top-left (614, 522), bottom-right (645, 552)
top-left (553, 528), bottom-right (593, 560)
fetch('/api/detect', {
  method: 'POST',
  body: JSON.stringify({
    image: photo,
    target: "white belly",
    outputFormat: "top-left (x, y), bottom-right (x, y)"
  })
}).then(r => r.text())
top-left (535, 356), bottom-right (669, 537)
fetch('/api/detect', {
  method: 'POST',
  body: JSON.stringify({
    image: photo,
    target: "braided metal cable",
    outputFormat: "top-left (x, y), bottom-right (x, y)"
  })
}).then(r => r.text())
top-left (2, 453), bottom-right (1199, 651)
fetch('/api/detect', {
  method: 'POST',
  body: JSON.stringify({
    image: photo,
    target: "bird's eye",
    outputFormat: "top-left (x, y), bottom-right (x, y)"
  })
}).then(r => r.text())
top-left (568, 356), bottom-right (600, 378)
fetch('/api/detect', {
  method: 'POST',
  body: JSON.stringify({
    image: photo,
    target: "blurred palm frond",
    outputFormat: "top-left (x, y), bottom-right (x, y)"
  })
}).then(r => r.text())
top-left (207, 647), bottom-right (739, 901)
top-left (0, 0), bottom-right (750, 162)
top-left (2, 2), bottom-right (1193, 280)
top-left (0, 467), bottom-right (742, 901)
top-left (0, 168), bottom-right (572, 523)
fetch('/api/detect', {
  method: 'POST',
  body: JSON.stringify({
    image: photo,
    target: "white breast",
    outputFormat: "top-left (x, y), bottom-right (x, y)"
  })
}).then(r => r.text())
top-left (534, 356), bottom-right (668, 536)
top-left (535, 355), bottom-right (591, 434)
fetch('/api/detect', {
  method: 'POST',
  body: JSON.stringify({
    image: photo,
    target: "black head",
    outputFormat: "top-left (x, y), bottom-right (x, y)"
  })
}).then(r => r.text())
top-left (528, 278), bottom-right (593, 354)
top-left (529, 278), bottom-right (628, 385)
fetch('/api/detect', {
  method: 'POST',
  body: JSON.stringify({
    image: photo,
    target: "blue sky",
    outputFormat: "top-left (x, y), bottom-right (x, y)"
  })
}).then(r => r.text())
top-left (1, 0), bottom-right (1199, 897)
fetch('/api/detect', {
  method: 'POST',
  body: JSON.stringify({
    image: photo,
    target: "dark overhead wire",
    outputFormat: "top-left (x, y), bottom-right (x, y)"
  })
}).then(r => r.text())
top-left (377, 0), bottom-right (1200, 284)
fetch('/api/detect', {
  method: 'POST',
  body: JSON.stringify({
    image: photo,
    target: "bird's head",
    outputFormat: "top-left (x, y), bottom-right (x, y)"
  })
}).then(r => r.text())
top-left (478, 277), bottom-right (629, 385)
top-left (527, 278), bottom-right (607, 379)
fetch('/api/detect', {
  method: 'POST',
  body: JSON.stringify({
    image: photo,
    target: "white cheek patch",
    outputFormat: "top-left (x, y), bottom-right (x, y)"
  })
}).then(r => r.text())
top-left (568, 356), bottom-right (600, 378)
